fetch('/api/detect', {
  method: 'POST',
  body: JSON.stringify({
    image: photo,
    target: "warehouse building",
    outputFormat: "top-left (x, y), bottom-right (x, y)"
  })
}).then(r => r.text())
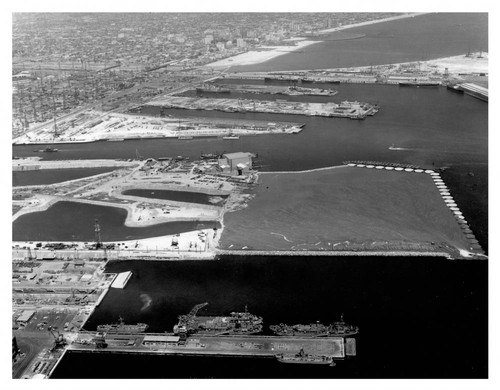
top-left (218, 152), bottom-right (255, 175)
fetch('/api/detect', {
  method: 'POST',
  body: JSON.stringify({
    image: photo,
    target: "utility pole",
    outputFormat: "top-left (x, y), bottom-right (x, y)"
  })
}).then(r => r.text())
top-left (94, 219), bottom-right (102, 249)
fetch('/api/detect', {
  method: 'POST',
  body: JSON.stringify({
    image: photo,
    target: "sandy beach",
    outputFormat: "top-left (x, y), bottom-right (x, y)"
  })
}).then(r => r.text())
top-left (206, 39), bottom-right (318, 68)
top-left (205, 13), bottom-right (425, 68)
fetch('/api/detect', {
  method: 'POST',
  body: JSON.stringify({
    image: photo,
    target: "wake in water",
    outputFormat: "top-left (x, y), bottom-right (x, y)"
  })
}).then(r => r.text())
top-left (388, 144), bottom-right (411, 151)
top-left (270, 232), bottom-right (293, 242)
top-left (140, 293), bottom-right (152, 311)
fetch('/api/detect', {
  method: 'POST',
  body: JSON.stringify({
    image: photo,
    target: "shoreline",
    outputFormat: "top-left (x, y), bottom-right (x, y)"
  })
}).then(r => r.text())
top-left (205, 13), bottom-right (426, 69)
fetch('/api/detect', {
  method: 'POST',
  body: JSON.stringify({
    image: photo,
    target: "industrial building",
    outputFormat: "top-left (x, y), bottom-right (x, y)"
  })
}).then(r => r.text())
top-left (16, 310), bottom-right (36, 326)
top-left (143, 335), bottom-right (180, 346)
top-left (218, 152), bottom-right (255, 175)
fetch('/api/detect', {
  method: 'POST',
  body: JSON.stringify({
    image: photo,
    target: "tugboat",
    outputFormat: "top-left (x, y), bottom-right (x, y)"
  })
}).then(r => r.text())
top-left (388, 144), bottom-right (406, 151)
top-left (276, 348), bottom-right (335, 366)
top-left (223, 133), bottom-right (239, 140)
top-left (96, 316), bottom-right (149, 333)
top-left (270, 314), bottom-right (358, 337)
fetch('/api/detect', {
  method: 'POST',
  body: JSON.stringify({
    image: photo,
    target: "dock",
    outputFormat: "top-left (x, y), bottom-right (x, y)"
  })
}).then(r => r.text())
top-left (197, 83), bottom-right (339, 97)
top-left (110, 271), bottom-right (132, 289)
top-left (456, 83), bottom-right (488, 102)
top-left (69, 332), bottom-right (350, 359)
top-left (145, 96), bottom-right (379, 119)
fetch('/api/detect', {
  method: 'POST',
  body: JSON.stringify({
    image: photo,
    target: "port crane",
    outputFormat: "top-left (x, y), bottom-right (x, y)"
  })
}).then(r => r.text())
top-left (174, 302), bottom-right (209, 343)
top-left (47, 326), bottom-right (67, 352)
top-left (177, 302), bottom-right (209, 327)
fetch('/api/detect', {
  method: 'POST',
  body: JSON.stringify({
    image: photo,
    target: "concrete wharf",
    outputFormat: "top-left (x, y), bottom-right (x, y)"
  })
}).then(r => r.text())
top-left (146, 96), bottom-right (378, 120)
top-left (209, 84), bottom-right (339, 97)
top-left (217, 249), bottom-right (453, 259)
top-left (456, 83), bottom-right (488, 102)
top-left (69, 332), bottom-right (349, 359)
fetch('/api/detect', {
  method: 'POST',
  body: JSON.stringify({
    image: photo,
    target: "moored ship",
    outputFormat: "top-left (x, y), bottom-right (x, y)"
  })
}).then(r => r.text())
top-left (196, 84), bottom-right (231, 93)
top-left (276, 348), bottom-right (335, 366)
top-left (398, 81), bottom-right (440, 87)
top-left (270, 314), bottom-right (358, 337)
top-left (174, 303), bottom-right (263, 336)
top-left (97, 316), bottom-right (149, 333)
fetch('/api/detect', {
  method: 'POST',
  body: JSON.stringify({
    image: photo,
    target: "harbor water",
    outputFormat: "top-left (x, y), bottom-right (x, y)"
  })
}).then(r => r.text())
top-left (13, 167), bottom-right (118, 187)
top-left (51, 256), bottom-right (487, 379)
top-left (13, 201), bottom-right (219, 242)
top-left (13, 84), bottom-right (488, 251)
top-left (230, 13), bottom-right (488, 72)
top-left (122, 189), bottom-right (228, 206)
top-left (14, 14), bottom-right (488, 379)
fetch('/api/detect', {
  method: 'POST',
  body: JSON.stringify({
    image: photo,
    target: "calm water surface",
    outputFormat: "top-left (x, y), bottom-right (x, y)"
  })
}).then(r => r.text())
top-left (51, 256), bottom-right (487, 379)
top-left (231, 13), bottom-right (488, 72)
top-left (12, 84), bottom-right (488, 250)
top-left (12, 201), bottom-right (219, 242)
top-left (12, 167), bottom-right (117, 187)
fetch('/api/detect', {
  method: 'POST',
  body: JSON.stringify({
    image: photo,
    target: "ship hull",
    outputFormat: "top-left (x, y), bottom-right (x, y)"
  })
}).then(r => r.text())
top-left (399, 82), bottom-right (439, 87)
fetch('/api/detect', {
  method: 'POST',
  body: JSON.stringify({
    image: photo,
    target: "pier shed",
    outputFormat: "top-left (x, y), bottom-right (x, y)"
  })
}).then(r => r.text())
top-left (143, 335), bottom-right (180, 346)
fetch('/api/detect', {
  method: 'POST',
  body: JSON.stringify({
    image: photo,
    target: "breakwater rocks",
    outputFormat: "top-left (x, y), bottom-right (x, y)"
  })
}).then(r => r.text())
top-left (344, 161), bottom-right (485, 258)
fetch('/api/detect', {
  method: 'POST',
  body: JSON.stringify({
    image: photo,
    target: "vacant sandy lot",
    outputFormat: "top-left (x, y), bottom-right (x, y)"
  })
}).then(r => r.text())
top-left (220, 166), bottom-right (471, 253)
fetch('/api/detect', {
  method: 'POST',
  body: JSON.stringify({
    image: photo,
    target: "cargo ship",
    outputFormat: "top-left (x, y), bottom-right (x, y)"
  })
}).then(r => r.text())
top-left (174, 304), bottom-right (263, 336)
top-left (270, 314), bottom-right (358, 337)
top-left (276, 348), bottom-right (335, 366)
top-left (196, 84), bottom-right (231, 93)
top-left (282, 86), bottom-right (338, 97)
top-left (97, 316), bottom-right (149, 333)
top-left (398, 81), bottom-right (440, 87)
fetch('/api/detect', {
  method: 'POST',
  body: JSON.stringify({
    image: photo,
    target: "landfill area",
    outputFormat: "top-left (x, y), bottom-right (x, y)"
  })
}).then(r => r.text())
top-left (146, 96), bottom-right (379, 119)
top-left (13, 109), bottom-right (304, 144)
top-left (13, 154), bottom-right (259, 256)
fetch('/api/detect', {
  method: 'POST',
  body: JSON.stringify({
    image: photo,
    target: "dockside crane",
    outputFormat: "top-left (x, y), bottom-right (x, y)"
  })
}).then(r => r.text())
top-left (177, 302), bottom-right (209, 327)
top-left (174, 302), bottom-right (209, 343)
top-left (48, 326), bottom-right (67, 352)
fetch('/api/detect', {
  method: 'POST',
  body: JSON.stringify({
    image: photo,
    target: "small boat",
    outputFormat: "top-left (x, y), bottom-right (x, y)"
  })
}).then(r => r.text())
top-left (35, 146), bottom-right (58, 152)
top-left (388, 144), bottom-right (405, 151)
top-left (178, 136), bottom-right (194, 140)
top-left (223, 134), bottom-right (239, 140)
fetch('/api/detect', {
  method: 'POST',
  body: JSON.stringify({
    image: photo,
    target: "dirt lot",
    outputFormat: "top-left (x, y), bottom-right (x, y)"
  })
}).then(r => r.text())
top-left (220, 166), bottom-right (472, 253)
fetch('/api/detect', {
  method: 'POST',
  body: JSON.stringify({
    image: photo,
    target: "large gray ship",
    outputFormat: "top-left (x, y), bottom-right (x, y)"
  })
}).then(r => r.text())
top-left (270, 314), bottom-right (358, 337)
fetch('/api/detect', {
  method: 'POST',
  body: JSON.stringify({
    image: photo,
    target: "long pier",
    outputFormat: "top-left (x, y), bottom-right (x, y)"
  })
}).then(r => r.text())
top-left (67, 332), bottom-right (351, 360)
top-left (216, 249), bottom-right (453, 259)
top-left (145, 96), bottom-right (378, 119)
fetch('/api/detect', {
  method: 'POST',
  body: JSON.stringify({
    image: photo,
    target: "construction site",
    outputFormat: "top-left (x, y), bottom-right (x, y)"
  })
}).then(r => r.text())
top-left (12, 152), bottom-right (260, 260)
